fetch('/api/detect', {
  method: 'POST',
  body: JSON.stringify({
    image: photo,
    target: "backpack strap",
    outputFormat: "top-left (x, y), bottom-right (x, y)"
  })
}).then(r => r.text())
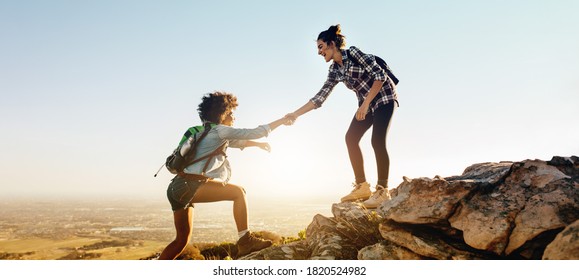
top-left (181, 123), bottom-right (228, 176)
top-left (181, 123), bottom-right (213, 167)
top-left (192, 142), bottom-right (227, 175)
top-left (347, 50), bottom-right (399, 85)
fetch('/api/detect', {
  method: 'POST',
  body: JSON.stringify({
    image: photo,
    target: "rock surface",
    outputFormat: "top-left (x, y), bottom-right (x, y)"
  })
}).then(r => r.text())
top-left (242, 156), bottom-right (579, 260)
top-left (542, 220), bottom-right (579, 260)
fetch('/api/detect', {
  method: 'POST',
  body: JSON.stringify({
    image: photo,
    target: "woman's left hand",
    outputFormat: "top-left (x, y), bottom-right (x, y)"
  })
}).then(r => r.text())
top-left (258, 142), bottom-right (271, 152)
top-left (356, 103), bottom-right (370, 121)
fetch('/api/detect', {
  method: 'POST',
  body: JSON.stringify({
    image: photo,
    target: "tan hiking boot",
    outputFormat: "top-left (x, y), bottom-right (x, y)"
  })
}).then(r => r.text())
top-left (363, 185), bottom-right (391, 208)
top-left (237, 231), bottom-right (273, 257)
top-left (340, 182), bottom-right (372, 202)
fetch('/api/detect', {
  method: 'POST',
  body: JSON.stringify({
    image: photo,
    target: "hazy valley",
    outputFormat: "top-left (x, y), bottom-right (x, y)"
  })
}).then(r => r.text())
top-left (0, 197), bottom-right (331, 260)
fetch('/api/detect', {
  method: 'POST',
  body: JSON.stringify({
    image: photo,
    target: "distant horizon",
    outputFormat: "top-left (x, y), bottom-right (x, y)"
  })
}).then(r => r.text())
top-left (2, 153), bottom-right (576, 201)
top-left (0, 191), bottom-right (341, 206)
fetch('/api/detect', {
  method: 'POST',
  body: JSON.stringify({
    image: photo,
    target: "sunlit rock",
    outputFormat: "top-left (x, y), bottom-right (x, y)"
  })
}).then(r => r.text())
top-left (449, 157), bottom-right (578, 256)
top-left (378, 176), bottom-right (478, 224)
top-left (229, 156), bottom-right (578, 260)
top-left (543, 220), bottom-right (579, 260)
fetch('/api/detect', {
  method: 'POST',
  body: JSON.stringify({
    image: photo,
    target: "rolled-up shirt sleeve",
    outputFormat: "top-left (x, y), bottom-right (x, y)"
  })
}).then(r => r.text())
top-left (349, 46), bottom-right (386, 81)
top-left (225, 124), bottom-right (271, 150)
top-left (310, 71), bottom-right (338, 108)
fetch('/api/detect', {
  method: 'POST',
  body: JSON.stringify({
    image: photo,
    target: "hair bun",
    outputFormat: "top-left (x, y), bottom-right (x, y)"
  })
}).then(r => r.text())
top-left (318, 24), bottom-right (346, 49)
top-left (328, 24), bottom-right (341, 35)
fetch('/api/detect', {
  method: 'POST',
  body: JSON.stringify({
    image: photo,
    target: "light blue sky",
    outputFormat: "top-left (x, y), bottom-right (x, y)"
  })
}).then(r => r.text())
top-left (1, 0), bottom-right (578, 203)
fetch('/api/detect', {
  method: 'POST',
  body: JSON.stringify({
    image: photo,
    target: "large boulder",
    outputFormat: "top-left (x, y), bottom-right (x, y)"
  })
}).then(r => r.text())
top-left (241, 156), bottom-right (578, 260)
top-left (449, 158), bottom-right (578, 257)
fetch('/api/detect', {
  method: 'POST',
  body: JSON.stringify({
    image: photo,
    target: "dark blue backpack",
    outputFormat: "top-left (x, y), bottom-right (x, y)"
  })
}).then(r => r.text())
top-left (347, 50), bottom-right (399, 85)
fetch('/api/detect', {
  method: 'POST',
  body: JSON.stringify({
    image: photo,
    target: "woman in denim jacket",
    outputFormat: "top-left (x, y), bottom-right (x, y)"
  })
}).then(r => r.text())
top-left (160, 91), bottom-right (290, 259)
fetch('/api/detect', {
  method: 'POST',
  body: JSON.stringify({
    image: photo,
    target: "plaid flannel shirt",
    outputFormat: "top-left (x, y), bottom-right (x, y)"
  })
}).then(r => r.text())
top-left (310, 46), bottom-right (398, 113)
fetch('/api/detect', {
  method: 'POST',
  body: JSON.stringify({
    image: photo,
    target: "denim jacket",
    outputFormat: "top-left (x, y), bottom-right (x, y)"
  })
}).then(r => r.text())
top-left (182, 124), bottom-right (271, 184)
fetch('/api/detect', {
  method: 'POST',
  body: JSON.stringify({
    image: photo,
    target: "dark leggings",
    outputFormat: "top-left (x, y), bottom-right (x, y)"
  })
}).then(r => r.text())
top-left (345, 102), bottom-right (396, 186)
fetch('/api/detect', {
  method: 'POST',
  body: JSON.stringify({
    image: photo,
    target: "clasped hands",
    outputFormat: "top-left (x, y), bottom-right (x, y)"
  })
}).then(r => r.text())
top-left (283, 113), bottom-right (298, 126)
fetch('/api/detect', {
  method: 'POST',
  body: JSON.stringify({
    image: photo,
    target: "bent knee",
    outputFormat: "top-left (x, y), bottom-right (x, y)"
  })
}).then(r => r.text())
top-left (228, 184), bottom-right (246, 198)
top-left (346, 132), bottom-right (363, 147)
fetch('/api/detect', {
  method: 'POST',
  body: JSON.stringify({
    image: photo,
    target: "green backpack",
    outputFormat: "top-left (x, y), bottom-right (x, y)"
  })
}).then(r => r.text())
top-left (154, 123), bottom-right (225, 177)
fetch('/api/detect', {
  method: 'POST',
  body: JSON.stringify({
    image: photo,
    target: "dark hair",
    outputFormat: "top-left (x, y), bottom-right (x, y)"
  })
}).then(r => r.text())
top-left (317, 24), bottom-right (346, 49)
top-left (197, 91), bottom-right (238, 124)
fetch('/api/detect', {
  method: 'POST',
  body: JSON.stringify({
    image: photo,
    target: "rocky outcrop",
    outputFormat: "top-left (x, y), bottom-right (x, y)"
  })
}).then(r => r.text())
top-left (241, 203), bottom-right (382, 260)
top-left (242, 156), bottom-right (578, 260)
top-left (542, 220), bottom-right (579, 260)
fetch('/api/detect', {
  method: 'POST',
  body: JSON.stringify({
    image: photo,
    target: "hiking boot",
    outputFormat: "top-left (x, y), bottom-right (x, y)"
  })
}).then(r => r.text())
top-left (363, 185), bottom-right (391, 209)
top-left (237, 231), bottom-right (273, 257)
top-left (340, 182), bottom-right (372, 202)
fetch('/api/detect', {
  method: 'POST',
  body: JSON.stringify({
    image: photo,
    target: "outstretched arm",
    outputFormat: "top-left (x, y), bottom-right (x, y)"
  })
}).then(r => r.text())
top-left (286, 70), bottom-right (338, 124)
top-left (244, 141), bottom-right (271, 152)
top-left (240, 116), bottom-right (291, 152)
top-left (285, 100), bottom-right (316, 124)
top-left (226, 116), bottom-right (291, 150)
top-left (268, 115), bottom-right (293, 130)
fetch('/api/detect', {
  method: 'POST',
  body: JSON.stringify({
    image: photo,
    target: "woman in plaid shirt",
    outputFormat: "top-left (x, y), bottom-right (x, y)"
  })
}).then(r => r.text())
top-left (286, 24), bottom-right (398, 208)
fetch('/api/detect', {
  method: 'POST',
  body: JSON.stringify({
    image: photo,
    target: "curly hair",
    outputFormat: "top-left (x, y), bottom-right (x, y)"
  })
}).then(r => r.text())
top-left (197, 91), bottom-right (238, 124)
top-left (317, 24), bottom-right (346, 49)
